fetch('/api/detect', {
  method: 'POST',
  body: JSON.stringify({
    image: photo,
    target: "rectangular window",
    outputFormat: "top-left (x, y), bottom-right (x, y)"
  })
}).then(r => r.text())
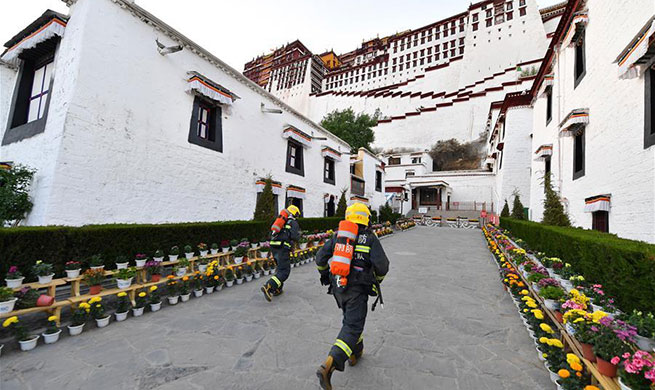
top-left (188, 96), bottom-right (223, 152)
top-left (507, 11), bottom-right (513, 20)
top-left (473, 13), bottom-right (478, 22)
top-left (324, 158), bottom-right (335, 185)
top-left (519, 0), bottom-right (526, 6)
top-left (257, 193), bottom-right (279, 215)
top-left (546, 86), bottom-right (553, 125)
top-left (388, 157), bottom-right (401, 165)
top-left (375, 171), bottom-right (382, 192)
top-left (574, 29), bottom-right (586, 87)
top-left (646, 67), bottom-right (655, 148)
top-left (286, 140), bottom-right (304, 176)
top-left (486, 19), bottom-right (493, 27)
top-left (592, 211), bottom-right (609, 233)
top-left (573, 130), bottom-right (585, 180)
top-left (286, 197), bottom-right (303, 215)
top-left (27, 62), bottom-right (53, 123)
top-left (519, 7), bottom-right (526, 16)
top-left (473, 23), bottom-right (479, 31)
top-left (411, 157), bottom-right (422, 164)
top-left (405, 170), bottom-right (415, 178)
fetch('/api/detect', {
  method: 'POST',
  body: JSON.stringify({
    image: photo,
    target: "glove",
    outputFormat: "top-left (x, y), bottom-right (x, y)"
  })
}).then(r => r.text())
top-left (320, 272), bottom-right (331, 286)
top-left (370, 284), bottom-right (379, 296)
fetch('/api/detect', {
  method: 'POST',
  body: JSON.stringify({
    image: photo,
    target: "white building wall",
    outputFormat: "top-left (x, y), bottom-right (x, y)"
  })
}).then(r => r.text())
top-left (0, 63), bottom-right (17, 139)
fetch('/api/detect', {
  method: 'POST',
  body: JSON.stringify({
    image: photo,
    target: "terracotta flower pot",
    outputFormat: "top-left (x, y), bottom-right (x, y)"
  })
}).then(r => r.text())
top-left (596, 357), bottom-right (618, 377)
top-left (89, 285), bottom-right (102, 295)
top-left (554, 311), bottom-right (564, 323)
top-left (151, 274), bottom-right (161, 283)
top-left (580, 342), bottom-right (596, 362)
top-left (36, 295), bottom-right (54, 307)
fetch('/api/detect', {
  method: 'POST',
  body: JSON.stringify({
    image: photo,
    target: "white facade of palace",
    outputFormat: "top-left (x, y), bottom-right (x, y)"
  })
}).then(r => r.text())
top-left (0, 0), bottom-right (386, 226)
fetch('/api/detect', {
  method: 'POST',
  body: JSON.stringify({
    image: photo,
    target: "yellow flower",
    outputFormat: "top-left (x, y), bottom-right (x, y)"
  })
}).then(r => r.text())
top-left (571, 361), bottom-right (583, 372)
top-left (558, 369), bottom-right (570, 378)
top-left (47, 315), bottom-right (57, 322)
top-left (542, 353), bottom-right (548, 358)
top-left (526, 301), bottom-right (538, 309)
top-left (89, 297), bottom-right (102, 304)
top-left (585, 386), bottom-right (600, 390)
top-left (540, 323), bottom-right (554, 334)
top-left (532, 310), bottom-right (544, 320)
top-left (591, 311), bottom-right (608, 323)
top-left (566, 353), bottom-right (580, 365)
top-left (550, 339), bottom-right (564, 348)
top-left (138, 292), bottom-right (147, 297)
top-left (539, 337), bottom-right (549, 344)
top-left (2, 316), bottom-right (18, 328)
top-left (79, 302), bottom-right (90, 310)
top-left (117, 292), bottom-right (127, 297)
top-left (150, 286), bottom-right (158, 292)
top-left (519, 290), bottom-right (529, 295)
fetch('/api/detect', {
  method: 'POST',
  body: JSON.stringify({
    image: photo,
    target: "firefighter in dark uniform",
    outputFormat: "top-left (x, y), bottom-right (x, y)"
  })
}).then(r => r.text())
top-left (314, 202), bottom-right (389, 390)
top-left (261, 205), bottom-right (301, 301)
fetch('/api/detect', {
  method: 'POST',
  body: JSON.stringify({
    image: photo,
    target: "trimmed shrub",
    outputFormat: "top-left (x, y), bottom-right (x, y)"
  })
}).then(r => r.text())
top-left (500, 217), bottom-right (655, 313)
top-left (501, 200), bottom-right (510, 218)
top-left (0, 217), bottom-right (340, 280)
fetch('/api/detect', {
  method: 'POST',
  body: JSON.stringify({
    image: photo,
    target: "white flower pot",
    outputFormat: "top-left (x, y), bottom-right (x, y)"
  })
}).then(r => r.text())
top-left (0, 298), bottom-right (17, 314)
top-left (175, 268), bottom-right (187, 277)
top-left (226, 280), bottom-right (234, 287)
top-left (42, 330), bottom-right (61, 344)
top-left (117, 278), bottom-right (133, 289)
top-left (91, 265), bottom-right (105, 271)
top-left (153, 257), bottom-right (164, 262)
top-left (591, 304), bottom-right (603, 312)
top-left (68, 323), bottom-right (85, 336)
top-left (259, 242), bottom-right (266, 247)
top-left (254, 272), bottom-right (261, 279)
top-left (313, 241), bottom-right (319, 247)
top-left (236, 278), bottom-right (243, 285)
top-left (132, 307), bottom-right (144, 317)
top-left (221, 247), bottom-right (229, 253)
top-left (245, 275), bottom-right (253, 282)
top-left (560, 280), bottom-right (573, 291)
top-left (543, 299), bottom-right (558, 311)
top-left (234, 257), bottom-right (244, 264)
top-left (264, 270), bottom-right (270, 276)
top-left (65, 269), bottom-right (81, 279)
top-left (634, 335), bottom-right (655, 351)
top-left (193, 289), bottom-right (204, 298)
top-left (216, 285), bottom-right (223, 292)
top-left (199, 264), bottom-right (208, 273)
top-left (38, 274), bottom-right (54, 284)
top-left (115, 311), bottom-right (128, 322)
top-left (116, 262), bottom-right (128, 270)
top-left (200, 250), bottom-right (208, 257)
top-left (565, 322), bottom-right (576, 335)
top-left (19, 336), bottom-right (39, 351)
top-left (210, 249), bottom-right (218, 255)
top-left (150, 302), bottom-right (162, 312)
top-left (180, 294), bottom-right (190, 302)
top-left (5, 277), bottom-right (24, 288)
top-left (95, 316), bottom-right (110, 328)
top-left (135, 259), bottom-right (146, 267)
top-left (168, 255), bottom-right (178, 262)
top-left (167, 296), bottom-right (179, 305)
top-left (260, 251), bottom-right (269, 258)
top-left (251, 243), bottom-right (258, 249)
top-left (619, 377), bottom-right (634, 390)
top-left (0, 344), bottom-right (3, 357)
top-left (205, 286), bottom-right (215, 294)
top-left (300, 243), bottom-right (307, 249)
top-left (185, 253), bottom-right (194, 259)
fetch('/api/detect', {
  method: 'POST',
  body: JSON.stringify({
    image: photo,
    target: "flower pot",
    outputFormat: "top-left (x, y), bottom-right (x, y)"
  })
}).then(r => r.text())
top-left (135, 259), bottom-right (146, 267)
top-left (115, 311), bottom-right (128, 322)
top-left (580, 342), bottom-right (596, 362)
top-left (236, 278), bottom-right (243, 285)
top-left (36, 295), bottom-right (54, 307)
top-left (38, 274), bottom-right (54, 284)
top-left (259, 241), bottom-right (266, 247)
top-left (260, 251), bottom-right (269, 258)
top-left (193, 289), bottom-right (203, 298)
top-left (210, 249), bottom-right (218, 255)
top-left (597, 357), bottom-right (618, 377)
top-left (180, 294), bottom-right (190, 302)
top-left (0, 298), bottom-right (17, 314)
top-left (565, 323), bottom-right (576, 336)
top-left (168, 255), bottom-right (178, 262)
top-left (89, 285), bottom-right (102, 295)
top-left (554, 311), bottom-right (564, 323)
top-left (42, 330), bottom-right (61, 344)
top-left (313, 241), bottom-right (319, 247)
top-left (537, 351), bottom-right (546, 361)
top-left (185, 253), bottom-right (194, 260)
top-left (167, 296), bottom-right (179, 305)
top-left (543, 299), bottom-right (558, 311)
top-left (591, 304), bottom-right (603, 312)
top-left (68, 323), bottom-right (85, 336)
top-left (132, 307), bottom-right (144, 317)
top-left (216, 285), bottom-right (224, 291)
top-left (199, 264), bottom-right (208, 273)
top-left (65, 269), bottom-right (81, 279)
top-left (116, 262), bottom-right (129, 270)
top-left (264, 270), bottom-right (270, 276)
top-left (19, 336), bottom-right (39, 351)
top-left (545, 364), bottom-right (560, 383)
top-left (221, 247), bottom-right (229, 253)
top-left (5, 277), bottom-right (24, 288)
top-left (619, 377), bottom-right (634, 390)
top-left (117, 278), bottom-right (133, 290)
top-left (151, 274), bottom-right (161, 283)
top-left (560, 280), bottom-right (573, 291)
top-left (234, 257), bottom-right (244, 264)
top-left (299, 243), bottom-right (307, 249)
top-left (226, 280), bottom-right (234, 287)
top-left (91, 265), bottom-right (105, 271)
top-left (200, 250), bottom-right (208, 257)
top-left (150, 302), bottom-right (162, 312)
top-left (205, 286), bottom-right (215, 294)
top-left (175, 268), bottom-right (187, 277)
top-left (95, 316), bottom-right (110, 328)
top-left (245, 275), bottom-right (253, 282)
top-left (254, 272), bottom-right (261, 279)
top-left (634, 335), bottom-right (655, 351)
top-left (153, 257), bottom-right (164, 262)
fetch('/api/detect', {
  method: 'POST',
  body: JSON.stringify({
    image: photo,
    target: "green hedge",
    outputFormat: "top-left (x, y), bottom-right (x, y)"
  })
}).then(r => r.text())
top-left (500, 218), bottom-right (655, 313)
top-left (0, 217), bottom-right (340, 280)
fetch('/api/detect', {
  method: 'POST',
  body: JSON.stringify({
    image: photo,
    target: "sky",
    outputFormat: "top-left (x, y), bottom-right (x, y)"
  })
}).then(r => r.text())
top-left (1, 0), bottom-right (564, 71)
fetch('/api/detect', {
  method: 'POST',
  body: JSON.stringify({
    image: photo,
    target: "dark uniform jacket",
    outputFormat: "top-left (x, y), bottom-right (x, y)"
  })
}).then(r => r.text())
top-left (271, 217), bottom-right (300, 250)
top-left (316, 225), bottom-right (389, 291)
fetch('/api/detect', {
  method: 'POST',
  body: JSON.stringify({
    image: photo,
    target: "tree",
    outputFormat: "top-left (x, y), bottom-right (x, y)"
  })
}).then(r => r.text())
top-left (320, 108), bottom-right (379, 152)
top-left (379, 203), bottom-right (401, 225)
top-left (335, 190), bottom-right (347, 218)
top-left (501, 200), bottom-right (510, 218)
top-left (542, 175), bottom-right (571, 227)
top-left (253, 177), bottom-right (276, 223)
top-left (511, 192), bottom-right (526, 220)
top-left (0, 164), bottom-right (35, 226)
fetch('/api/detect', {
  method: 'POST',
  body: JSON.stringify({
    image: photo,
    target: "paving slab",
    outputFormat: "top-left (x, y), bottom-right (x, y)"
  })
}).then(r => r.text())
top-left (0, 227), bottom-right (552, 389)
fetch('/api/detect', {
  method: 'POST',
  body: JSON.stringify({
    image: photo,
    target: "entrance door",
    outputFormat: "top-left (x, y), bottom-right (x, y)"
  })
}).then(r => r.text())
top-left (412, 189), bottom-right (418, 210)
top-left (419, 188), bottom-right (439, 206)
top-left (326, 196), bottom-right (335, 217)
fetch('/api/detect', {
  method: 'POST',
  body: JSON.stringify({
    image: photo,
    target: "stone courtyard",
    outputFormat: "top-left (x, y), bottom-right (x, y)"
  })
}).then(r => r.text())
top-left (0, 228), bottom-right (552, 390)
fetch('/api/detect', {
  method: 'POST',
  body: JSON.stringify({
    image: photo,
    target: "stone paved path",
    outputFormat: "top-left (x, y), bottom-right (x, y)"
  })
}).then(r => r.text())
top-left (0, 227), bottom-right (553, 390)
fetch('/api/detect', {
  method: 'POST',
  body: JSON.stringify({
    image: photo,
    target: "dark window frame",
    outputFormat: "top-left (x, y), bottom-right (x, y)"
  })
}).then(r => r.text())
top-left (574, 29), bottom-right (587, 88)
top-left (546, 86), bottom-right (553, 125)
top-left (323, 157), bottom-right (335, 185)
top-left (375, 170), bottom-right (382, 192)
top-left (285, 196), bottom-right (303, 216)
top-left (573, 129), bottom-right (585, 180)
top-left (388, 157), bottom-right (401, 165)
top-left (645, 66), bottom-right (655, 148)
top-left (285, 139), bottom-right (305, 176)
top-left (592, 210), bottom-right (609, 233)
top-left (188, 96), bottom-right (223, 152)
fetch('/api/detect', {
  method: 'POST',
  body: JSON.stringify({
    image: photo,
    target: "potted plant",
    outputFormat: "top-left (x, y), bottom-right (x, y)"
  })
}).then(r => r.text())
top-left (133, 291), bottom-right (147, 317)
top-left (42, 315), bottom-right (61, 344)
top-left (593, 320), bottom-right (632, 377)
top-left (198, 257), bottom-right (209, 273)
top-left (135, 253), bottom-right (148, 267)
top-left (32, 260), bottom-right (54, 284)
top-left (184, 244), bottom-right (194, 259)
top-left (192, 272), bottom-right (205, 297)
top-left (538, 285), bottom-right (565, 311)
top-left (179, 276), bottom-right (191, 302)
top-left (205, 274), bottom-right (216, 293)
top-left (148, 286), bottom-right (162, 311)
top-left (144, 261), bottom-right (163, 282)
top-left (153, 249), bottom-right (165, 262)
top-left (234, 243), bottom-right (248, 264)
top-left (221, 240), bottom-right (230, 253)
top-left (198, 243), bottom-right (208, 257)
top-left (0, 287), bottom-right (17, 314)
top-left (115, 255), bottom-right (129, 270)
top-left (311, 234), bottom-right (320, 247)
top-left (176, 258), bottom-right (189, 277)
top-left (166, 275), bottom-right (179, 305)
top-left (262, 260), bottom-right (270, 276)
top-left (14, 287), bottom-right (39, 310)
top-left (259, 242), bottom-right (270, 258)
top-left (115, 267), bottom-right (136, 289)
top-left (230, 239), bottom-right (239, 251)
top-left (5, 266), bottom-right (24, 288)
top-left (214, 274), bottom-right (225, 292)
top-left (2, 316), bottom-right (39, 351)
top-left (253, 261), bottom-right (262, 279)
top-left (89, 296), bottom-right (110, 328)
top-left (625, 310), bottom-right (655, 351)
top-left (298, 236), bottom-right (308, 249)
top-left (68, 302), bottom-right (89, 336)
top-left (224, 268), bottom-right (235, 287)
top-left (572, 315), bottom-right (599, 362)
top-left (115, 291), bottom-right (131, 321)
top-left (210, 243), bottom-right (219, 255)
top-left (82, 269), bottom-right (105, 295)
top-left (556, 356), bottom-right (589, 390)
top-left (244, 263), bottom-right (254, 282)
top-left (235, 266), bottom-right (245, 285)
top-left (169, 246), bottom-right (180, 261)
top-left (259, 236), bottom-right (268, 247)
top-left (88, 255), bottom-right (105, 271)
top-left (616, 351), bottom-right (655, 390)
top-left (64, 261), bottom-right (83, 279)
top-left (250, 239), bottom-right (258, 249)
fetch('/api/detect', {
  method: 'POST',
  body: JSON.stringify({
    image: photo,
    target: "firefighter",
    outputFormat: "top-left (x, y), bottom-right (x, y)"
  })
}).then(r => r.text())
top-left (314, 202), bottom-right (389, 390)
top-left (261, 205), bottom-right (301, 301)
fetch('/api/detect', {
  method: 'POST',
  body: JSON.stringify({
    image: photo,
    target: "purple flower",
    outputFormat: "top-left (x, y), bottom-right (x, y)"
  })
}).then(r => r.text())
top-left (599, 316), bottom-right (614, 327)
top-left (8, 266), bottom-right (18, 273)
top-left (538, 278), bottom-right (561, 288)
top-left (591, 326), bottom-right (599, 332)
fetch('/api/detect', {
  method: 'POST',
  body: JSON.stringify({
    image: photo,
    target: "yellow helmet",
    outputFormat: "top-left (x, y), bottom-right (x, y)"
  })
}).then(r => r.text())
top-left (287, 205), bottom-right (301, 217)
top-left (345, 202), bottom-right (371, 226)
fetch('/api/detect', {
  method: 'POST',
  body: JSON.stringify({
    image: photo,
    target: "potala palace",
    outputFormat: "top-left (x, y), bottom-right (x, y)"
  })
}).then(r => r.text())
top-left (1, 0), bottom-right (655, 243)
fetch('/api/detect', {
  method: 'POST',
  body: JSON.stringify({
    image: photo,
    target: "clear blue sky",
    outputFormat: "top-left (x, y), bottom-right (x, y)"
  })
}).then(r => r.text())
top-left (1, 0), bottom-right (564, 70)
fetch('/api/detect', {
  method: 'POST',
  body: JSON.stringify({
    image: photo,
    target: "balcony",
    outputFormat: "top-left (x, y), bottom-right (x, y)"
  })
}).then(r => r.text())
top-left (351, 175), bottom-right (365, 196)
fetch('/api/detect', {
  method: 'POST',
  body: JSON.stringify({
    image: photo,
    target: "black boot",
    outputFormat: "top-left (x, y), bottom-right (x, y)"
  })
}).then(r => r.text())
top-left (349, 342), bottom-right (363, 366)
top-left (316, 356), bottom-right (336, 390)
top-left (261, 284), bottom-right (272, 302)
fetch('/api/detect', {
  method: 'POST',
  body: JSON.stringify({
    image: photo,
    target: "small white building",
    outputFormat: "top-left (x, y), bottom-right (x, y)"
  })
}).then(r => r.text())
top-left (0, 1), bottom-right (381, 226)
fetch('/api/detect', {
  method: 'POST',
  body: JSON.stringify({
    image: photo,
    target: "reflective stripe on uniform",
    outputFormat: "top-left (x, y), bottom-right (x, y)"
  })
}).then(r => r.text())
top-left (355, 245), bottom-right (370, 253)
top-left (376, 275), bottom-right (385, 282)
top-left (284, 242), bottom-right (291, 248)
top-left (271, 276), bottom-right (282, 287)
top-left (337, 230), bottom-right (357, 240)
top-left (270, 241), bottom-right (281, 246)
top-left (284, 225), bottom-right (291, 229)
top-left (316, 264), bottom-right (329, 271)
top-left (332, 255), bottom-right (352, 264)
top-left (357, 334), bottom-right (364, 344)
top-left (334, 339), bottom-right (352, 357)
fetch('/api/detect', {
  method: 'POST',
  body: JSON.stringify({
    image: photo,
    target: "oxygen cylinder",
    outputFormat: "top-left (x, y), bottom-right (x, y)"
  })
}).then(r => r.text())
top-left (271, 209), bottom-right (290, 234)
top-left (330, 220), bottom-right (359, 288)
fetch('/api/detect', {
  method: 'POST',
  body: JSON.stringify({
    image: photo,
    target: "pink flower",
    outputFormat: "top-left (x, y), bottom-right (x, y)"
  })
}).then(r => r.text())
top-left (8, 266), bottom-right (17, 273)
top-left (623, 352), bottom-right (632, 359)
top-left (645, 368), bottom-right (655, 382)
top-left (611, 356), bottom-right (620, 365)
